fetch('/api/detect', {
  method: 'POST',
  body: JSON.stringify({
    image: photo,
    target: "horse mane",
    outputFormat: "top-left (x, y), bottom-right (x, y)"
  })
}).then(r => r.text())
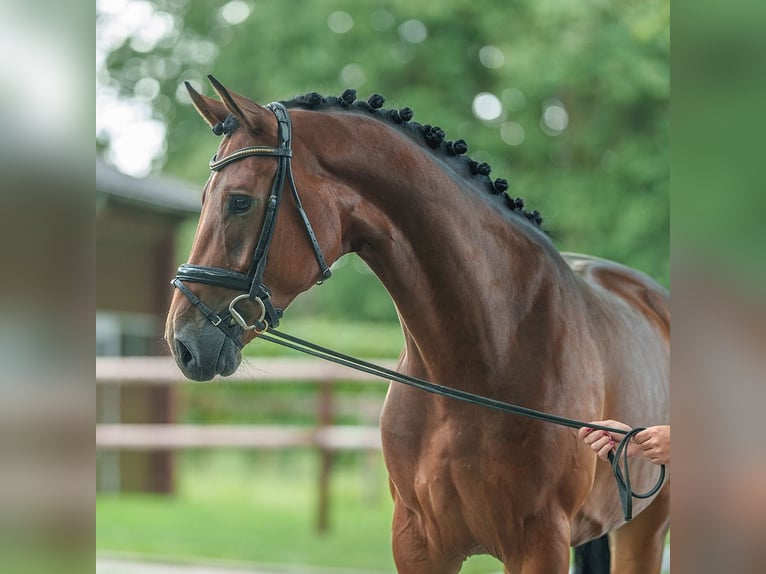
top-left (279, 90), bottom-right (544, 229)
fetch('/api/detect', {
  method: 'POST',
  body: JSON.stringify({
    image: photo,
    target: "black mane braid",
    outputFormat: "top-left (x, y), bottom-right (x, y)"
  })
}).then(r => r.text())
top-left (281, 90), bottom-right (544, 228)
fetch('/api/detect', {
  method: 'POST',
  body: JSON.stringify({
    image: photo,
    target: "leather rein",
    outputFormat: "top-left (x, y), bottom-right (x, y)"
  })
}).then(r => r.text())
top-left (171, 103), bottom-right (665, 521)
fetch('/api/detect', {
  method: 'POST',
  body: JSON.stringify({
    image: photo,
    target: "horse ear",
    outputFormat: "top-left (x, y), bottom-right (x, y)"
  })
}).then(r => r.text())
top-left (207, 75), bottom-right (267, 130)
top-left (184, 81), bottom-right (227, 128)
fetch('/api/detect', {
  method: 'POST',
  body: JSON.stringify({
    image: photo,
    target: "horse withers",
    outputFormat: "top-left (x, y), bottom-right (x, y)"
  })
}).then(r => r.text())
top-left (165, 78), bottom-right (669, 573)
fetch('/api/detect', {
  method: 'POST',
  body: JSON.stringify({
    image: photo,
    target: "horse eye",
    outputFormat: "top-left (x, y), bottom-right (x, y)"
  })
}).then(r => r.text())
top-left (230, 196), bottom-right (253, 214)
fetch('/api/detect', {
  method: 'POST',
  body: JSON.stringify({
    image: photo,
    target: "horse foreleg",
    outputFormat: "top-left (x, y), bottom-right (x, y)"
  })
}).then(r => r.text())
top-left (390, 495), bottom-right (463, 574)
top-left (610, 482), bottom-right (670, 574)
top-left (502, 517), bottom-right (572, 574)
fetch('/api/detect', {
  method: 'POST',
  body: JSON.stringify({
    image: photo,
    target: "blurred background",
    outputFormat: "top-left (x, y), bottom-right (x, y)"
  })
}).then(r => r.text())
top-left (96, 0), bottom-right (669, 572)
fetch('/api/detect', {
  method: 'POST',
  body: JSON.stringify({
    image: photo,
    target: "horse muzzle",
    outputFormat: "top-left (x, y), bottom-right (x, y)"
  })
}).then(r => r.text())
top-left (171, 319), bottom-right (242, 381)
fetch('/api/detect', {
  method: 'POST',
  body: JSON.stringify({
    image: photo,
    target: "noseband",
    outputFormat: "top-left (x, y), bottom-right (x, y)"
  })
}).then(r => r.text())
top-left (171, 102), bottom-right (331, 347)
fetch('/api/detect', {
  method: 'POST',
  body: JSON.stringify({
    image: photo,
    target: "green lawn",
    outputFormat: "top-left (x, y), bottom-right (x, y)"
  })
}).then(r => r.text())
top-left (97, 451), bottom-right (503, 573)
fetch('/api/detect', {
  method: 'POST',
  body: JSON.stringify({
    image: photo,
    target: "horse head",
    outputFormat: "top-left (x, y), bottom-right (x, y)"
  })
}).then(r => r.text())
top-left (165, 77), bottom-right (343, 380)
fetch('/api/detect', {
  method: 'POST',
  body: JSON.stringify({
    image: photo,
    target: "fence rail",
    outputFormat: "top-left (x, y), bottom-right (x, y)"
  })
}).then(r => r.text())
top-left (96, 356), bottom-right (397, 384)
top-left (96, 355), bottom-right (390, 532)
top-left (96, 424), bottom-right (382, 450)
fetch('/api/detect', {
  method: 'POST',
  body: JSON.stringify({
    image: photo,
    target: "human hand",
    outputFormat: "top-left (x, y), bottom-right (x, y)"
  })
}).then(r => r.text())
top-left (578, 420), bottom-right (641, 461)
top-left (634, 425), bottom-right (670, 465)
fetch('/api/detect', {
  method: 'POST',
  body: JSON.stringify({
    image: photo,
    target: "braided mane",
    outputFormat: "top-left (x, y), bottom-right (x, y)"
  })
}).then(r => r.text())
top-left (280, 89), bottom-right (544, 228)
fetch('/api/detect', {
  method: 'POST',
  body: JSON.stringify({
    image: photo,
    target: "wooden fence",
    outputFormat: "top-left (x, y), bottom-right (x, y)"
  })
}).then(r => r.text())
top-left (96, 356), bottom-right (396, 385)
top-left (96, 356), bottom-right (395, 532)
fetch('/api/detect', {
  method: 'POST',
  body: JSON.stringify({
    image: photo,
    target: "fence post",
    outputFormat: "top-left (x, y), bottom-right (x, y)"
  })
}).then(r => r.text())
top-left (316, 380), bottom-right (334, 533)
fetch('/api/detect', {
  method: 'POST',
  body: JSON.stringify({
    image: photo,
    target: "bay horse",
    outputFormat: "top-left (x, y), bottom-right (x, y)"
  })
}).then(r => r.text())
top-left (165, 77), bottom-right (670, 573)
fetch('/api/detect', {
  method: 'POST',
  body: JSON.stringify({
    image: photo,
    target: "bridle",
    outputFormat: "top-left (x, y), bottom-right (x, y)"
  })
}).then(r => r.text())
top-left (171, 102), bottom-right (331, 347)
top-left (170, 101), bottom-right (665, 521)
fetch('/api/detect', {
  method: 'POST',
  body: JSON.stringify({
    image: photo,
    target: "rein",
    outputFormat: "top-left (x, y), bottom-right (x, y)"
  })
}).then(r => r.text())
top-left (172, 103), bottom-right (666, 522)
top-left (258, 328), bottom-right (665, 522)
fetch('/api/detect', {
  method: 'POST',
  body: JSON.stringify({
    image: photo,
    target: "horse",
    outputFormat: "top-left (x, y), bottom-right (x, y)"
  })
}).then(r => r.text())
top-left (165, 77), bottom-right (670, 574)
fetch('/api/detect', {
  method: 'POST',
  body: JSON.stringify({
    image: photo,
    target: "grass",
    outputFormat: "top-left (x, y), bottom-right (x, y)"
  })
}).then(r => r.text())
top-left (97, 451), bottom-right (669, 572)
top-left (98, 452), bottom-right (391, 568)
top-left (97, 451), bottom-right (503, 573)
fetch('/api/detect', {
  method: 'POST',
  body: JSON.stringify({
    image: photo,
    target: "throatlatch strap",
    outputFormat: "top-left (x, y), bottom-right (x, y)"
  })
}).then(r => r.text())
top-left (287, 167), bottom-right (331, 280)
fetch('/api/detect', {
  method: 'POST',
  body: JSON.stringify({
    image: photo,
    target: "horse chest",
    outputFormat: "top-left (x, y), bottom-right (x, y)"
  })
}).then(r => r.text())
top-left (381, 388), bottom-right (535, 513)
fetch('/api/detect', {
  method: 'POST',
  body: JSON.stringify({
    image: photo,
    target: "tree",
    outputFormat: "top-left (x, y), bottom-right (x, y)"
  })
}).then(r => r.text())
top-left (98, 0), bottom-right (669, 320)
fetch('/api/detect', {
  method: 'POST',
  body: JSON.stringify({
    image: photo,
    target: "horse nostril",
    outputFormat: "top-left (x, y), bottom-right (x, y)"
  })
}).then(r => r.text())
top-left (175, 338), bottom-right (193, 367)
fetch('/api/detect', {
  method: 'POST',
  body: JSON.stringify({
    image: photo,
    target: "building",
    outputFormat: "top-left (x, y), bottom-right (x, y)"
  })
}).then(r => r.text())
top-left (96, 158), bottom-right (199, 493)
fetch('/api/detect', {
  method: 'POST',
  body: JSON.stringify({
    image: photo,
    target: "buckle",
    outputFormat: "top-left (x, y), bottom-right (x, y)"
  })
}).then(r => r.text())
top-left (228, 294), bottom-right (268, 332)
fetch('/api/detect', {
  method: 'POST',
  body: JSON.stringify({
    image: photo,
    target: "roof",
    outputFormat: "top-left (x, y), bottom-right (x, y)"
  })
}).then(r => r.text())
top-left (96, 158), bottom-right (200, 216)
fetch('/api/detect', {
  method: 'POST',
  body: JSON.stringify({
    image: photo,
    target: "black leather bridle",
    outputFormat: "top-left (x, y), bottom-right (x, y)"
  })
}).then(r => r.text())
top-left (171, 102), bottom-right (331, 347)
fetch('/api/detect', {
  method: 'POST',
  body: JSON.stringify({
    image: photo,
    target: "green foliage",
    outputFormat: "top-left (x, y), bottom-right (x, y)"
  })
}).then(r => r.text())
top-left (100, 0), bottom-right (669, 317)
top-left (244, 317), bottom-right (405, 356)
top-left (674, 0), bottom-right (766, 288)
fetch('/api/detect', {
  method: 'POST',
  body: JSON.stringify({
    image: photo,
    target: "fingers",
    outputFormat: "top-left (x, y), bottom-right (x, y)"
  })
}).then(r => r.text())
top-left (633, 426), bottom-right (670, 465)
top-left (625, 440), bottom-right (643, 458)
top-left (641, 437), bottom-right (658, 450)
top-left (581, 423), bottom-right (669, 465)
top-left (635, 430), bottom-right (660, 452)
top-left (582, 430), bottom-right (616, 458)
top-left (634, 429), bottom-right (654, 451)
top-left (581, 428), bottom-right (602, 445)
top-left (639, 440), bottom-right (667, 464)
top-left (581, 420), bottom-right (631, 434)
top-left (579, 420), bottom-right (638, 463)
top-left (579, 420), bottom-right (616, 438)
top-left (597, 441), bottom-right (614, 461)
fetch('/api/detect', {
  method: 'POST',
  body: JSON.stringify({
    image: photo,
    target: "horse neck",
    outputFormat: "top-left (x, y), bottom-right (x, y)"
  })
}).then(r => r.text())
top-left (304, 111), bottom-right (570, 381)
